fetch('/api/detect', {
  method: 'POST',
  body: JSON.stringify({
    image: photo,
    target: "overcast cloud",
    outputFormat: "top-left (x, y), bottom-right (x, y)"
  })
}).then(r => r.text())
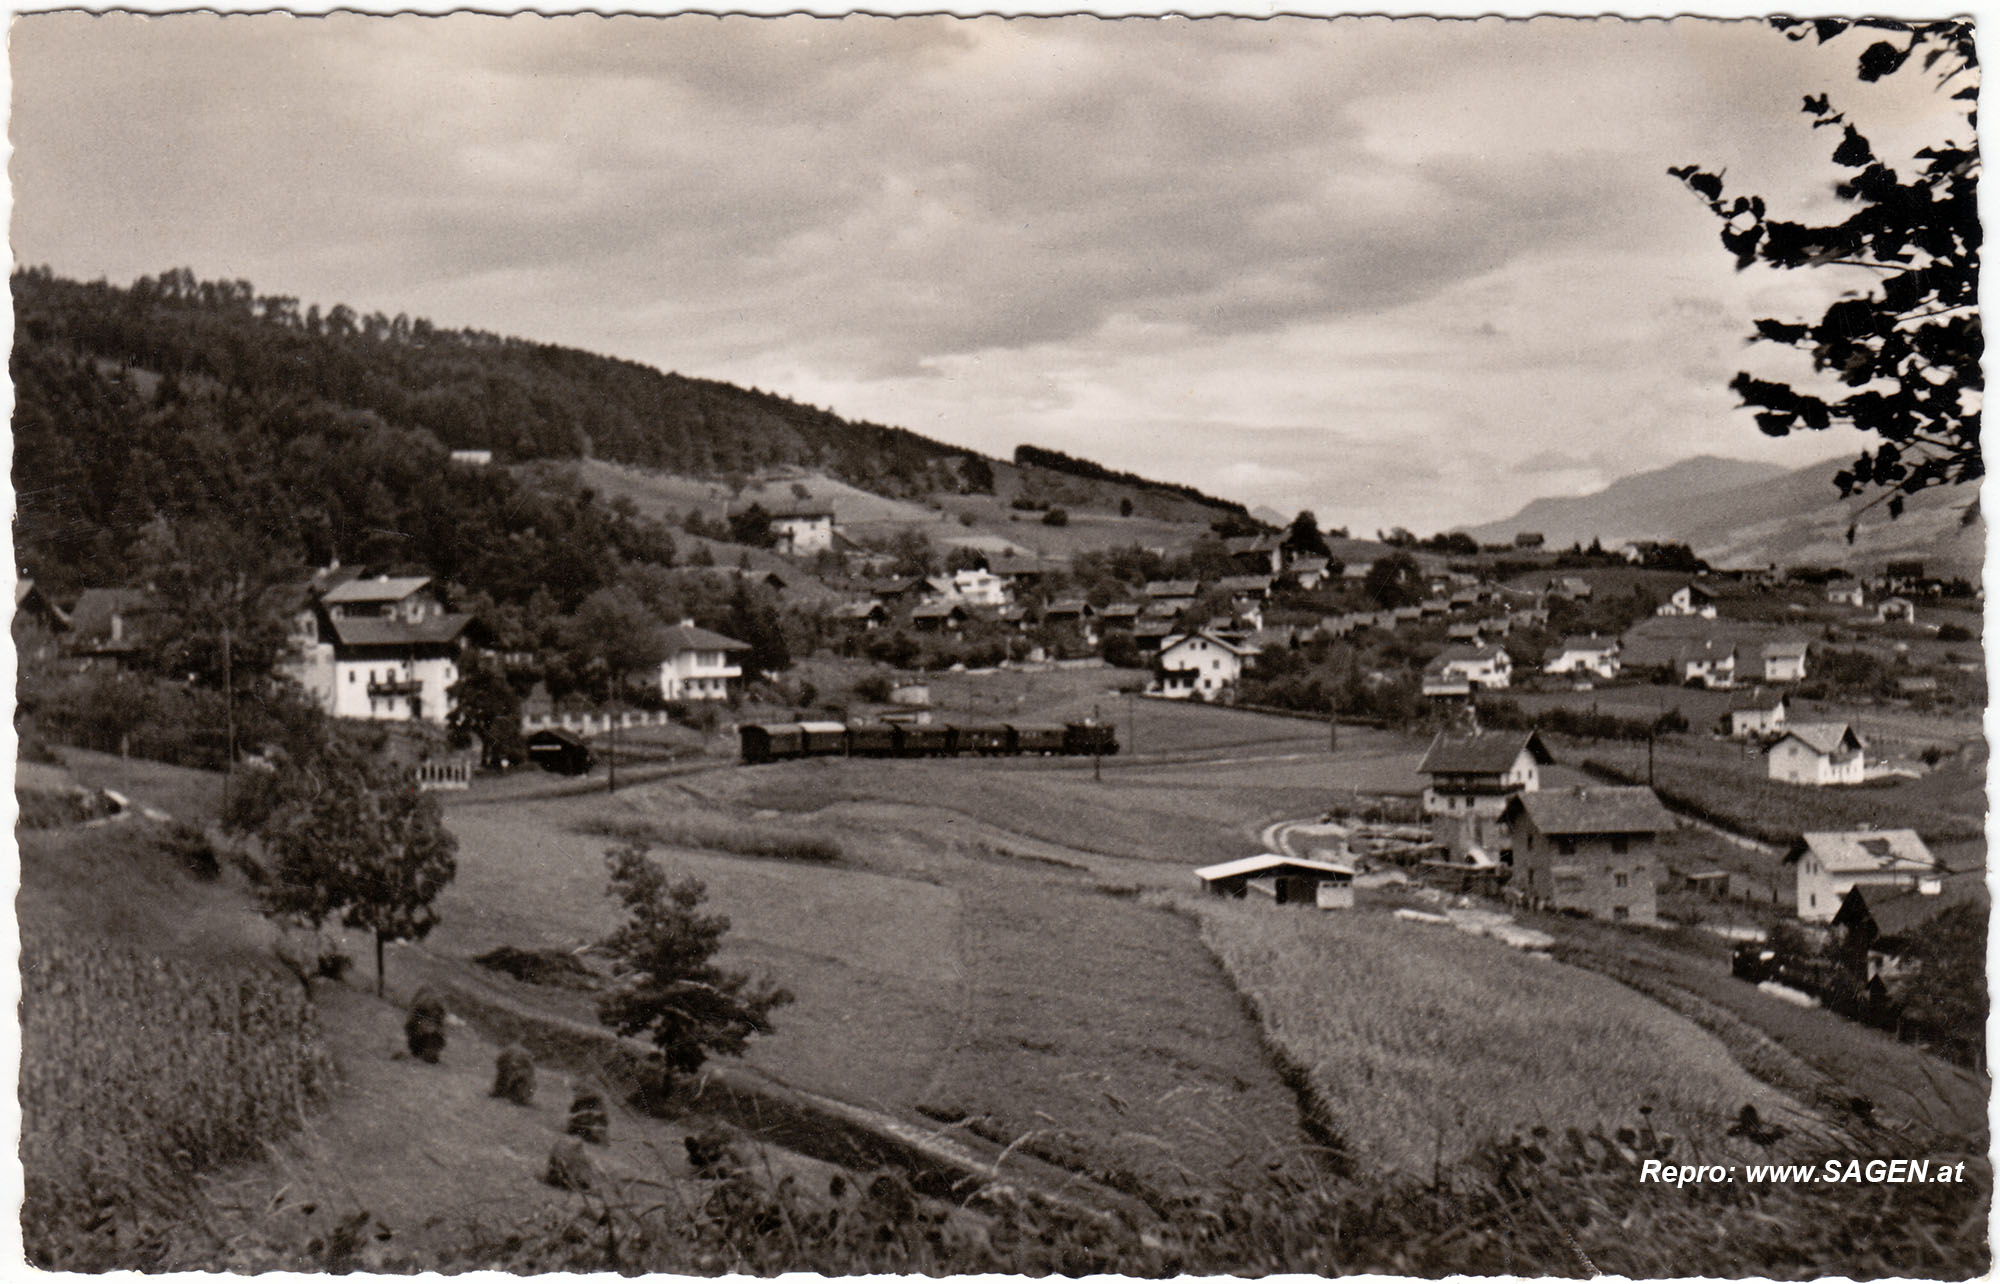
top-left (9, 14), bottom-right (1968, 534)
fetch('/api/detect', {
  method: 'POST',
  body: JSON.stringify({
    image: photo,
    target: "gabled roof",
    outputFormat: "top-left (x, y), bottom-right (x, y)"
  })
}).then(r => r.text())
top-left (1097, 601), bottom-right (1143, 618)
top-left (1418, 729), bottom-right (1552, 775)
top-left (1558, 635), bottom-right (1617, 654)
top-left (14, 579), bottom-right (69, 627)
top-left (330, 613), bottom-right (476, 648)
top-left (322, 575), bottom-right (433, 605)
top-left (911, 601), bottom-right (967, 620)
top-left (831, 600), bottom-right (885, 620)
top-left (1839, 884), bottom-right (1955, 944)
top-left (1144, 579), bottom-right (1200, 598)
top-left (1160, 630), bottom-right (1260, 658)
top-left (1217, 575), bottom-right (1274, 593)
top-left (662, 622), bottom-right (751, 653)
top-left (1435, 643), bottom-right (1509, 665)
top-left (1728, 687), bottom-right (1788, 712)
top-left (1507, 785), bottom-right (1674, 836)
top-left (1223, 535), bottom-right (1283, 555)
top-left (1774, 722), bottom-right (1864, 757)
top-left (1288, 556), bottom-right (1330, 574)
top-left (1790, 829), bottom-right (1935, 875)
top-left (67, 587), bottom-right (154, 644)
top-left (1196, 853), bottom-right (1356, 882)
top-left (1044, 598), bottom-right (1091, 615)
top-left (1761, 641), bottom-right (1810, 659)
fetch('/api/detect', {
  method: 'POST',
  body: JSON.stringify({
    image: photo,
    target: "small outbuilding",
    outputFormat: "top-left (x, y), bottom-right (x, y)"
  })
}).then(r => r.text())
top-left (1195, 854), bottom-right (1357, 907)
top-left (526, 728), bottom-right (594, 776)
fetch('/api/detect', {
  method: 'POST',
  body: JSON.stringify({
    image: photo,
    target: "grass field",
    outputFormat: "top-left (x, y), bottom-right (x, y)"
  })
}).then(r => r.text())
top-left (1185, 896), bottom-right (1812, 1177)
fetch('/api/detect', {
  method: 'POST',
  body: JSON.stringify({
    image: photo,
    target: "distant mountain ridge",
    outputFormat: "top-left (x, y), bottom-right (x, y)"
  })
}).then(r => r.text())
top-left (1463, 453), bottom-right (1982, 575)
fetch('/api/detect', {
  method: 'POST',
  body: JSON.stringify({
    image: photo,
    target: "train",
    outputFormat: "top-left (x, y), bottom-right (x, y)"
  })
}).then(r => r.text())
top-left (740, 719), bottom-right (1118, 765)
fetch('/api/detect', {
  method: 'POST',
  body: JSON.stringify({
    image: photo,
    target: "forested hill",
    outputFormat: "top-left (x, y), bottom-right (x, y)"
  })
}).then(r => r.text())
top-left (13, 267), bottom-right (987, 496)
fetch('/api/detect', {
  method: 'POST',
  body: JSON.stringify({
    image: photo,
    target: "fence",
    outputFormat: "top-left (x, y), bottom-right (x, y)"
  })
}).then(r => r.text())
top-left (521, 709), bottom-right (678, 735)
top-left (415, 760), bottom-right (473, 792)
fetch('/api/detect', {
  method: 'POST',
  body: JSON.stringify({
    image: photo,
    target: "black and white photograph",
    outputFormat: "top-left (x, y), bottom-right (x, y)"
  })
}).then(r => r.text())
top-left (8, 9), bottom-right (1988, 1276)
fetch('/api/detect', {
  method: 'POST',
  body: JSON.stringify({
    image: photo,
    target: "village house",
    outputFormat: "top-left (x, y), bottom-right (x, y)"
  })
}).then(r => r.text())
top-left (769, 509), bottom-right (836, 556)
top-left (1143, 579), bottom-right (1200, 612)
top-left (288, 575), bottom-right (478, 724)
top-left (1676, 638), bottom-right (1737, 689)
top-left (910, 601), bottom-right (969, 633)
top-left (66, 586), bottom-right (157, 669)
top-left (1095, 602), bottom-right (1143, 632)
top-left (1417, 728), bottom-right (1553, 856)
top-left (1543, 634), bottom-right (1620, 680)
top-left (1786, 829), bottom-right (1940, 922)
top-left (1546, 576), bottom-right (1593, 601)
top-left (949, 566), bottom-right (1010, 607)
top-left (1222, 535), bottom-right (1284, 577)
top-left (1420, 666), bottom-right (1472, 700)
top-left (1429, 643), bottom-right (1512, 690)
top-left (13, 579), bottom-right (70, 664)
top-left (658, 619), bottom-right (750, 700)
top-left (1445, 620), bottom-right (1485, 645)
top-left (1826, 581), bottom-right (1866, 609)
top-left (1829, 883), bottom-right (1954, 982)
top-left (1154, 630), bottom-right (1259, 699)
top-left (1768, 722), bottom-right (1866, 786)
top-left (1761, 640), bottom-right (1810, 683)
top-left (1132, 619), bottom-right (1175, 656)
top-left (1217, 574), bottom-right (1274, 603)
top-left (1727, 688), bottom-right (1788, 740)
top-left (1501, 785), bottom-right (1672, 923)
top-left (1285, 556), bottom-right (1332, 591)
top-left (1656, 582), bottom-right (1718, 619)
top-left (1042, 598), bottom-right (1096, 643)
top-left (1513, 531), bottom-right (1545, 549)
top-left (829, 600), bottom-right (887, 632)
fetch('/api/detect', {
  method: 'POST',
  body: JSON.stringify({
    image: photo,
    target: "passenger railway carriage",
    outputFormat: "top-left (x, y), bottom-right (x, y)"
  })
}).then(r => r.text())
top-left (739, 720), bottom-right (1117, 764)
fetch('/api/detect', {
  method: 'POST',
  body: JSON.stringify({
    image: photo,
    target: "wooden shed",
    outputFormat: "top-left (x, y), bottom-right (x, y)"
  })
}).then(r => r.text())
top-left (1196, 854), bottom-right (1357, 908)
top-left (526, 728), bottom-right (594, 776)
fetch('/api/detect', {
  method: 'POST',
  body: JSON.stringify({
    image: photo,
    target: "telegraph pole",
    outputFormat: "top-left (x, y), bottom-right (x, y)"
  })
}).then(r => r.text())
top-left (1093, 702), bottom-right (1103, 783)
top-left (1126, 691), bottom-right (1136, 759)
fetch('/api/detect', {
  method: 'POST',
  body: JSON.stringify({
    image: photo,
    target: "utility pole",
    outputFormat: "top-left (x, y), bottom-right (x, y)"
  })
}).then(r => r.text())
top-left (1093, 702), bottom-right (1102, 783)
top-left (1126, 691), bottom-right (1136, 759)
top-left (221, 617), bottom-right (234, 812)
top-left (1328, 710), bottom-right (1338, 753)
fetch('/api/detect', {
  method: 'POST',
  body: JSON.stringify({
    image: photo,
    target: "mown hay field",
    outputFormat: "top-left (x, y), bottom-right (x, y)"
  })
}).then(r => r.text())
top-left (1186, 896), bottom-right (1811, 1176)
top-left (21, 942), bottom-right (330, 1269)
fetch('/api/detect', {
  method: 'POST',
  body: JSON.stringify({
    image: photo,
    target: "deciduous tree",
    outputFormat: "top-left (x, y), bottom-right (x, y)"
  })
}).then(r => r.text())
top-left (1671, 19), bottom-right (1979, 534)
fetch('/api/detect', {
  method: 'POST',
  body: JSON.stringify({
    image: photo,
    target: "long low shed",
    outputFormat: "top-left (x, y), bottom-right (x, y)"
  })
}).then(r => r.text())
top-left (1196, 854), bottom-right (1357, 906)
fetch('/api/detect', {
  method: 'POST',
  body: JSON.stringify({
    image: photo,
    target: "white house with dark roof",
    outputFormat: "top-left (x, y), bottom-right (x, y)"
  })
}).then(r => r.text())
top-left (1768, 722), bottom-right (1866, 786)
top-left (1154, 630), bottom-right (1259, 699)
top-left (658, 619), bottom-right (750, 700)
top-left (1761, 640), bottom-right (1810, 683)
top-left (1418, 728), bottom-right (1553, 855)
top-left (1429, 643), bottom-right (1512, 690)
top-left (769, 510), bottom-right (836, 556)
top-left (286, 574), bottom-right (477, 724)
top-left (1727, 688), bottom-right (1788, 740)
top-left (1543, 634), bottom-right (1620, 680)
top-left (1501, 785), bottom-right (1673, 923)
top-left (1787, 829), bottom-right (1940, 922)
top-left (1656, 582), bottom-right (1718, 619)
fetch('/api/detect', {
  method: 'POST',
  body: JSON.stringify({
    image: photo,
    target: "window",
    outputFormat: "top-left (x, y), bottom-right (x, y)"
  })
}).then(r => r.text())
top-left (1612, 906), bottom-right (1629, 921)
top-left (1614, 872), bottom-right (1628, 889)
top-left (1611, 836), bottom-right (1628, 855)
top-left (349, 671), bottom-right (356, 683)
top-left (1556, 837), bottom-right (1576, 856)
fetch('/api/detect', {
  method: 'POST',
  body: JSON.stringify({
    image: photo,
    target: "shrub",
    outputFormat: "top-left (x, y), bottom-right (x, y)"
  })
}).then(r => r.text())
top-left (1041, 507), bottom-right (1070, 527)
top-left (852, 673), bottom-right (894, 703)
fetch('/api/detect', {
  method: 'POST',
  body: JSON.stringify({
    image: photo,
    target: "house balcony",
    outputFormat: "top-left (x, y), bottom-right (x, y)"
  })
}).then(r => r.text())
top-left (368, 677), bottom-right (424, 698)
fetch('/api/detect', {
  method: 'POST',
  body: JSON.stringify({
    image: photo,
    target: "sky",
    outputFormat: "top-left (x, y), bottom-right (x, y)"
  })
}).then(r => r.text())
top-left (8, 12), bottom-right (1975, 535)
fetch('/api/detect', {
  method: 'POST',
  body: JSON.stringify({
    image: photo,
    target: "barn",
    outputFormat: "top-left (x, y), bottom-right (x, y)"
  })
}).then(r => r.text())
top-left (1196, 854), bottom-right (1357, 907)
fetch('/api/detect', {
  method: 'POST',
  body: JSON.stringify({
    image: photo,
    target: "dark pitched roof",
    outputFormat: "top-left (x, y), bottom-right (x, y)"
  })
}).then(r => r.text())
top-left (1729, 687), bottom-right (1788, 712)
top-left (323, 575), bottom-right (433, 605)
top-left (1790, 829), bottom-right (1934, 875)
top-left (1145, 579), bottom-right (1199, 598)
top-left (663, 622), bottom-right (751, 652)
top-left (911, 602), bottom-right (967, 620)
top-left (1509, 786), bottom-right (1674, 836)
top-left (330, 613), bottom-right (476, 648)
top-left (1776, 722), bottom-right (1864, 757)
top-left (1418, 729), bottom-right (1552, 775)
top-left (67, 587), bottom-right (155, 646)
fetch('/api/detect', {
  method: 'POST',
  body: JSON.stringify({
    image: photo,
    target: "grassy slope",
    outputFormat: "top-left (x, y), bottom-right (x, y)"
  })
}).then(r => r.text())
top-left (1187, 895), bottom-right (1813, 1177)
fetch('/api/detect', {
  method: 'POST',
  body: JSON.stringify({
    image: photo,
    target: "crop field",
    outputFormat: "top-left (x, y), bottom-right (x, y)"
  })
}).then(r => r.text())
top-left (21, 941), bottom-right (330, 1269)
top-left (1185, 896), bottom-right (1814, 1177)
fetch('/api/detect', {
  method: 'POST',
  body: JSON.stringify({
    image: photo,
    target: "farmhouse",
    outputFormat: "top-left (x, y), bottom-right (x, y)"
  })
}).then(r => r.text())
top-left (1445, 620), bottom-right (1486, 645)
top-left (769, 509), bottom-right (836, 556)
top-left (658, 620), bottom-right (750, 700)
top-left (1286, 556), bottom-right (1332, 590)
top-left (1727, 688), bottom-right (1788, 740)
top-left (281, 576), bottom-right (480, 724)
top-left (1547, 576), bottom-right (1593, 601)
top-left (1501, 786), bottom-right (1672, 923)
top-left (1761, 640), bottom-right (1810, 683)
top-left (1418, 728), bottom-right (1552, 855)
top-left (1768, 722), bottom-right (1866, 786)
top-left (1543, 634), bottom-right (1620, 680)
top-left (66, 586), bottom-right (157, 668)
top-left (1656, 582), bottom-right (1718, 619)
top-left (1429, 643), bottom-right (1512, 690)
top-left (1217, 574), bottom-right (1275, 603)
top-left (1195, 854), bottom-right (1356, 908)
top-left (1788, 829), bottom-right (1939, 922)
top-left (950, 567), bottom-right (1010, 607)
top-left (830, 599), bottom-right (887, 632)
top-left (1826, 582), bottom-right (1866, 609)
top-left (1223, 535), bottom-right (1284, 576)
top-left (910, 601), bottom-right (969, 633)
top-left (1143, 579), bottom-right (1200, 610)
top-left (1155, 630), bottom-right (1259, 699)
top-left (1677, 638), bottom-right (1737, 689)
top-left (1830, 883), bottom-right (1955, 980)
top-left (1095, 602), bottom-right (1143, 631)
